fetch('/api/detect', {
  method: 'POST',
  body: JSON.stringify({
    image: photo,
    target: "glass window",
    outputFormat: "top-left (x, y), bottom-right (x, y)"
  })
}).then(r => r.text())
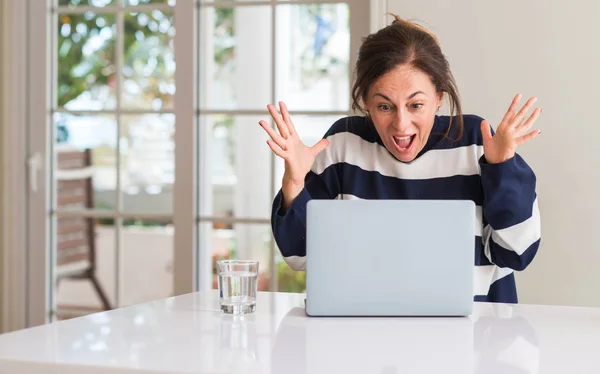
top-left (51, 0), bottom-right (176, 320)
top-left (196, 1), bottom-right (355, 292)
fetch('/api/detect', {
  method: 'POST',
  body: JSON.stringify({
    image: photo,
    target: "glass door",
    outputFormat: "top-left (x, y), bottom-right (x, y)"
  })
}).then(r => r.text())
top-left (28, 0), bottom-right (181, 323)
top-left (193, 0), bottom-right (370, 292)
top-left (26, 0), bottom-right (376, 325)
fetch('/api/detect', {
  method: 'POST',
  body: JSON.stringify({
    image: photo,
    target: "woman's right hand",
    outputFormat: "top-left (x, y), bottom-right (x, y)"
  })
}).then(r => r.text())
top-left (259, 101), bottom-right (329, 209)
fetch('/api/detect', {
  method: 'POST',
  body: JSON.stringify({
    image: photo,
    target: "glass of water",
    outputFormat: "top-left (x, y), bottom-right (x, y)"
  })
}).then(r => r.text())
top-left (216, 260), bottom-right (259, 314)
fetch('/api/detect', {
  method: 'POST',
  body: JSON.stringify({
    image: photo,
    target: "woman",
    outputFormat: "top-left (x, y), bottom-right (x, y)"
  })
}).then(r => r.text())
top-left (259, 14), bottom-right (542, 304)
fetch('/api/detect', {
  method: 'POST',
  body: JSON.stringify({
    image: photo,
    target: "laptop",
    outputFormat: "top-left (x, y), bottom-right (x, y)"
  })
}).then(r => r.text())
top-left (305, 199), bottom-right (475, 317)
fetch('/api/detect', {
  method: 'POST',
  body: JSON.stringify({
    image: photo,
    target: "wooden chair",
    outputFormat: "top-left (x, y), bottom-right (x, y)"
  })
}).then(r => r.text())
top-left (55, 147), bottom-right (111, 310)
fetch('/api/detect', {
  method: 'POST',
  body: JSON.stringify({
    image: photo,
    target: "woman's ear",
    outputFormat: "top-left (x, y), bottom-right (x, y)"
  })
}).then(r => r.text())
top-left (437, 92), bottom-right (444, 109)
top-left (362, 98), bottom-right (370, 115)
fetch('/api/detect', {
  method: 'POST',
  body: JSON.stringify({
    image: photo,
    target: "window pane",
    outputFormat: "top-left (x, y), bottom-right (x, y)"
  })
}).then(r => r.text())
top-left (123, 11), bottom-right (175, 110)
top-left (272, 115), bottom-right (343, 196)
top-left (276, 4), bottom-right (350, 111)
top-left (54, 113), bottom-right (118, 212)
top-left (270, 115), bottom-right (341, 294)
top-left (124, 0), bottom-right (176, 5)
top-left (198, 115), bottom-right (273, 220)
top-left (54, 218), bottom-right (175, 318)
top-left (198, 6), bottom-right (272, 110)
top-left (54, 219), bottom-right (115, 319)
top-left (58, 0), bottom-right (116, 7)
top-left (57, 13), bottom-right (117, 110)
top-left (198, 222), bottom-right (271, 292)
top-left (122, 219), bottom-right (174, 306)
top-left (120, 114), bottom-right (175, 214)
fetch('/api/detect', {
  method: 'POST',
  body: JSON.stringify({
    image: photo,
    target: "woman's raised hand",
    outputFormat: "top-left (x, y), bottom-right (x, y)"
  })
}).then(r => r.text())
top-left (481, 94), bottom-right (542, 164)
top-left (259, 102), bottom-right (329, 207)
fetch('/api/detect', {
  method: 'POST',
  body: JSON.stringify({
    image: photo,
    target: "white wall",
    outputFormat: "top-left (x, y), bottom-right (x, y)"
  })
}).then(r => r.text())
top-left (0, 0), bottom-right (5, 330)
top-left (388, 0), bottom-right (600, 307)
top-left (0, 0), bottom-right (28, 332)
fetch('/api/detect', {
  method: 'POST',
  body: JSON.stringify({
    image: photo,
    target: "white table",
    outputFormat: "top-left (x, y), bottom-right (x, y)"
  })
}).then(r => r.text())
top-left (1, 291), bottom-right (599, 373)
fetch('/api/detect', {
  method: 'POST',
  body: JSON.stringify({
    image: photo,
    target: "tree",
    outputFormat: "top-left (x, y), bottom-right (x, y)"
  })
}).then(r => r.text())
top-left (58, 6), bottom-right (174, 109)
top-left (57, 1), bottom-right (234, 110)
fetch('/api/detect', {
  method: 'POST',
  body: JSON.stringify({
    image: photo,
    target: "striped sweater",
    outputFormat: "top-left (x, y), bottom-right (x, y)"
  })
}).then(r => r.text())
top-left (271, 114), bottom-right (541, 303)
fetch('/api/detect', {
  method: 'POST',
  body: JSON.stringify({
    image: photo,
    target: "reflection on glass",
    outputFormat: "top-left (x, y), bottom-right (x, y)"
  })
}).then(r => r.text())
top-left (276, 4), bottom-right (350, 111)
top-left (57, 13), bottom-right (117, 110)
top-left (55, 221), bottom-right (115, 320)
top-left (120, 114), bottom-right (175, 214)
top-left (123, 11), bottom-right (175, 110)
top-left (198, 6), bottom-right (272, 109)
top-left (121, 219), bottom-right (174, 306)
top-left (54, 113), bottom-right (118, 211)
top-left (58, 0), bottom-right (116, 7)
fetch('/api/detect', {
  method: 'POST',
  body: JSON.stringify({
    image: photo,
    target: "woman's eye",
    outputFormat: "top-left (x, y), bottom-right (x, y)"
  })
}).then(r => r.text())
top-left (411, 103), bottom-right (424, 109)
top-left (378, 104), bottom-right (392, 112)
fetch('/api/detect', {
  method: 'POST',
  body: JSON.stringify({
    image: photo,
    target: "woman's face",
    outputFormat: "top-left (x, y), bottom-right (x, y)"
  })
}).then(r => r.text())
top-left (364, 64), bottom-right (443, 162)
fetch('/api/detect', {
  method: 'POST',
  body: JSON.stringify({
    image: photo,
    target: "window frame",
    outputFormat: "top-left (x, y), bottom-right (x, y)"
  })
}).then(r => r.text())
top-left (20, 0), bottom-right (386, 327)
top-left (187, 0), bottom-right (373, 293)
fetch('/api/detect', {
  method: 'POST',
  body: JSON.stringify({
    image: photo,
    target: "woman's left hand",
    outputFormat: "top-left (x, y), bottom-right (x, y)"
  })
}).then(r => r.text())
top-left (481, 94), bottom-right (542, 164)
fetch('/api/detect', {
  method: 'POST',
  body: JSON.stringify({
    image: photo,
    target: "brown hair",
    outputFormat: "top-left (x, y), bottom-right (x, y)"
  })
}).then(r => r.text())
top-left (351, 13), bottom-right (464, 141)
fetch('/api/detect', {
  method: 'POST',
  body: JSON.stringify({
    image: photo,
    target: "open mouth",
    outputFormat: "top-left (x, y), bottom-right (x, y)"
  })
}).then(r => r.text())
top-left (392, 134), bottom-right (416, 154)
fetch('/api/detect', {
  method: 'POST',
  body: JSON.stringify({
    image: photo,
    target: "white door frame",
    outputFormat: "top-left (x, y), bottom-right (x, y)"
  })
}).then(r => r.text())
top-left (27, 0), bottom-right (52, 328)
top-left (370, 0), bottom-right (389, 32)
top-left (172, 0), bottom-right (198, 297)
top-left (0, 0), bottom-right (29, 333)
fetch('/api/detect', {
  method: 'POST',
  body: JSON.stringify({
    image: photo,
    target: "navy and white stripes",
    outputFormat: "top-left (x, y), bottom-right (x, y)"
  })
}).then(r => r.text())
top-left (271, 115), bottom-right (541, 303)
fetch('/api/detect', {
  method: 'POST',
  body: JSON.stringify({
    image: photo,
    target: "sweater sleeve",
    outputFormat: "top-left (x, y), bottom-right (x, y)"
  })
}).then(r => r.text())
top-left (270, 116), bottom-right (350, 271)
top-left (480, 153), bottom-right (541, 271)
top-left (271, 166), bottom-right (340, 271)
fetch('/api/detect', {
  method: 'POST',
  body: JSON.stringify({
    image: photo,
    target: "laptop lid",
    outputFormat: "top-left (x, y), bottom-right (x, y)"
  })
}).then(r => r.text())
top-left (305, 199), bottom-right (475, 316)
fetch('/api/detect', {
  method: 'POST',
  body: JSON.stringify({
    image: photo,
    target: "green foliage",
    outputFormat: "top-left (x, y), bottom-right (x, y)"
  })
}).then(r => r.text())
top-left (57, 12), bottom-right (117, 106)
top-left (57, 6), bottom-right (175, 108)
top-left (58, 4), bottom-right (235, 109)
top-left (214, 8), bottom-right (234, 67)
top-left (277, 261), bottom-right (306, 293)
